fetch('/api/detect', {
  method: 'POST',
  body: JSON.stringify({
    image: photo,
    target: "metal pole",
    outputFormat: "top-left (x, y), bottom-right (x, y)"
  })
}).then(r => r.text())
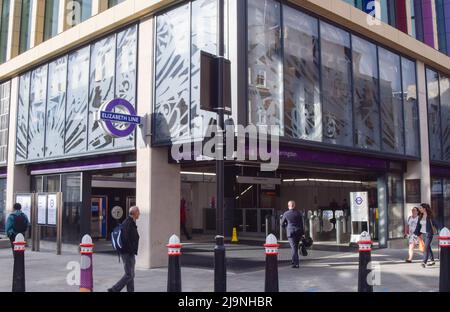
top-left (214, 0), bottom-right (226, 293)
top-left (56, 193), bottom-right (63, 255)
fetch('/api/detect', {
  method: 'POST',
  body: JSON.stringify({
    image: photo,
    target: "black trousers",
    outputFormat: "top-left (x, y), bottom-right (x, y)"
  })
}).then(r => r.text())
top-left (111, 253), bottom-right (136, 292)
top-left (288, 236), bottom-right (301, 266)
top-left (181, 223), bottom-right (191, 239)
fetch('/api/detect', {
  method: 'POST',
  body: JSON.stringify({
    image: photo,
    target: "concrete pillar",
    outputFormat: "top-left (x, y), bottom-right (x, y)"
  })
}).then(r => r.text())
top-left (136, 16), bottom-right (180, 269)
top-left (30, 0), bottom-right (45, 47)
top-left (6, 77), bottom-right (30, 213)
top-left (92, 0), bottom-right (108, 16)
top-left (431, 0), bottom-right (440, 50)
top-left (6, 0), bottom-right (22, 60)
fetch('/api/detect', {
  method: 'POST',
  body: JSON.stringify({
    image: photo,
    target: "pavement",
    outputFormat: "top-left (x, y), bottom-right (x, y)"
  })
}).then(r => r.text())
top-left (0, 239), bottom-right (442, 292)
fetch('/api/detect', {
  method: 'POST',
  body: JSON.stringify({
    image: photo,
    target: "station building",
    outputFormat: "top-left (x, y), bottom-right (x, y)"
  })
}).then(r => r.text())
top-left (0, 0), bottom-right (449, 268)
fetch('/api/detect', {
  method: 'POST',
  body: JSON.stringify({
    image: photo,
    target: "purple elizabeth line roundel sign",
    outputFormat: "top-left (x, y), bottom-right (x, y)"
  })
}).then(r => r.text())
top-left (97, 98), bottom-right (141, 138)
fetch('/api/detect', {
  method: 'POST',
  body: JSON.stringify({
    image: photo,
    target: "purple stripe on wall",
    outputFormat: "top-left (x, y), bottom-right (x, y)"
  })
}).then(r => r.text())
top-left (430, 165), bottom-right (450, 177)
top-left (423, 0), bottom-right (435, 48)
top-left (0, 167), bottom-right (6, 175)
top-left (445, 0), bottom-right (450, 56)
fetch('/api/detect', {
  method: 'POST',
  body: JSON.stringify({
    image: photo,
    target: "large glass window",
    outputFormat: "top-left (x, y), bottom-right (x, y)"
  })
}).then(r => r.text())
top-left (44, 0), bottom-right (60, 41)
top-left (320, 21), bottom-right (353, 147)
top-left (435, 0), bottom-right (448, 55)
top-left (0, 0), bottom-right (10, 63)
top-left (0, 178), bottom-right (6, 234)
top-left (426, 69), bottom-right (442, 161)
top-left (65, 46), bottom-right (89, 155)
top-left (19, 0), bottom-right (33, 54)
top-left (46, 57), bottom-right (67, 157)
top-left (411, 0), bottom-right (424, 42)
top-left (379, 47), bottom-right (404, 154)
top-left (88, 35), bottom-right (115, 151)
top-left (62, 173), bottom-right (82, 243)
top-left (284, 6), bottom-right (321, 141)
top-left (388, 173), bottom-right (404, 239)
top-left (402, 58), bottom-right (419, 157)
top-left (440, 75), bottom-right (450, 161)
top-left (0, 81), bottom-right (10, 164)
top-left (248, 0), bottom-right (283, 133)
top-left (16, 25), bottom-right (137, 163)
top-left (108, 0), bottom-right (125, 8)
top-left (352, 36), bottom-right (380, 150)
top-left (28, 65), bottom-right (48, 160)
top-left (154, 4), bottom-right (191, 143)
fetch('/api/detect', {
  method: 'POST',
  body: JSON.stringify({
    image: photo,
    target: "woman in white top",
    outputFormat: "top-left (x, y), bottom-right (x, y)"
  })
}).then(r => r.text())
top-left (404, 207), bottom-right (419, 263)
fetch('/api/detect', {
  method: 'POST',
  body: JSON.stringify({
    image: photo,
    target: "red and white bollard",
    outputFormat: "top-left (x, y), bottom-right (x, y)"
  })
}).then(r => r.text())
top-left (264, 234), bottom-right (279, 292)
top-left (357, 231), bottom-right (373, 292)
top-left (439, 227), bottom-right (450, 292)
top-left (79, 234), bottom-right (94, 292)
top-left (167, 234), bottom-right (182, 292)
top-left (12, 233), bottom-right (26, 292)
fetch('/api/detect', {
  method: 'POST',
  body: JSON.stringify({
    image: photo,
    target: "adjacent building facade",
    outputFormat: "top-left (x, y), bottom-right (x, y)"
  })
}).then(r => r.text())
top-left (0, 0), bottom-right (449, 268)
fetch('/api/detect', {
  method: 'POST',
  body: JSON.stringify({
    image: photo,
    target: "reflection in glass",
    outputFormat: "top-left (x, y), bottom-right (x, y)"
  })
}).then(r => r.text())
top-left (115, 25), bottom-right (137, 148)
top-left (320, 22), bottom-right (353, 146)
top-left (0, 81), bottom-right (10, 164)
top-left (28, 65), bottom-right (48, 160)
top-left (154, 4), bottom-right (190, 143)
top-left (283, 6), bottom-right (321, 141)
top-left (440, 74), bottom-right (450, 161)
top-left (379, 47), bottom-right (404, 154)
top-left (388, 174), bottom-right (404, 239)
top-left (19, 0), bottom-right (33, 54)
top-left (44, 0), bottom-right (60, 41)
top-left (46, 57), bottom-right (67, 157)
top-left (426, 69), bottom-right (442, 161)
top-left (190, 0), bottom-right (218, 139)
top-left (62, 173), bottom-right (82, 243)
top-left (402, 58), bottom-right (419, 157)
top-left (16, 73), bottom-right (30, 161)
top-left (248, 0), bottom-right (283, 134)
top-left (66, 47), bottom-right (89, 155)
top-left (353, 36), bottom-right (380, 150)
top-left (88, 35), bottom-right (115, 151)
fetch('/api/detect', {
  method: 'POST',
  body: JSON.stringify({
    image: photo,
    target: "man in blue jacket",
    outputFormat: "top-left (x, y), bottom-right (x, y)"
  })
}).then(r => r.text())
top-left (6, 203), bottom-right (29, 250)
top-left (281, 200), bottom-right (305, 268)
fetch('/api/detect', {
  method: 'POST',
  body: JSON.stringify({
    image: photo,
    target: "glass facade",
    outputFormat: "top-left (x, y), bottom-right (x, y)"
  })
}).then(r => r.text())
top-left (154, 0), bottom-right (229, 144)
top-left (70, 0), bottom-right (92, 27)
top-left (0, 81), bottom-right (10, 164)
top-left (431, 177), bottom-right (450, 228)
top-left (44, 0), bottom-right (60, 41)
top-left (16, 24), bottom-right (137, 163)
top-left (426, 67), bottom-right (450, 163)
top-left (19, 0), bottom-right (33, 54)
top-left (244, 2), bottom-right (420, 157)
top-left (0, 0), bottom-right (10, 64)
top-left (108, 0), bottom-right (125, 8)
top-left (0, 178), bottom-right (5, 234)
top-left (388, 173), bottom-right (404, 239)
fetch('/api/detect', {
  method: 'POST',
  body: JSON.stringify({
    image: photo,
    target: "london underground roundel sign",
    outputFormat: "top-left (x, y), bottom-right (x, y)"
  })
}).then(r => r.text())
top-left (97, 98), bottom-right (141, 138)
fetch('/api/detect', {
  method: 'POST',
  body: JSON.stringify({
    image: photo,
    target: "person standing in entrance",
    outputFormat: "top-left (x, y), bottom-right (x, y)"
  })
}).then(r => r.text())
top-left (108, 206), bottom-right (140, 292)
top-left (414, 203), bottom-right (437, 268)
top-left (6, 203), bottom-right (29, 251)
top-left (281, 200), bottom-right (304, 268)
top-left (180, 198), bottom-right (192, 240)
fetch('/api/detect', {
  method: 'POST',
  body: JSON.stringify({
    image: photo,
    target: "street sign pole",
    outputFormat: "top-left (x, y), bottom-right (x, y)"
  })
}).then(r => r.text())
top-left (214, 0), bottom-right (226, 293)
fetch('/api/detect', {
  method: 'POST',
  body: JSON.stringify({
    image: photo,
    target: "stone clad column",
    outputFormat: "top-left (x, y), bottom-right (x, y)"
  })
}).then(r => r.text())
top-left (135, 16), bottom-right (180, 269)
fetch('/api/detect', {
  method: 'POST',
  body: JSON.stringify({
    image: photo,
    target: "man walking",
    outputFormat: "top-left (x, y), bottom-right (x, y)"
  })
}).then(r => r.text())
top-left (180, 198), bottom-right (192, 240)
top-left (6, 203), bottom-right (29, 251)
top-left (108, 206), bottom-right (140, 292)
top-left (281, 200), bottom-right (304, 268)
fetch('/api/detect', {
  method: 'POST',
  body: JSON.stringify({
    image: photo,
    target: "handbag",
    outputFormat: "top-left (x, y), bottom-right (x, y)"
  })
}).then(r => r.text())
top-left (418, 236), bottom-right (425, 253)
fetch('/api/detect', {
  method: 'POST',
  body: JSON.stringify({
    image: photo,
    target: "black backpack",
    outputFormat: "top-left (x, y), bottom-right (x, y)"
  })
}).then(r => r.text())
top-left (13, 213), bottom-right (28, 234)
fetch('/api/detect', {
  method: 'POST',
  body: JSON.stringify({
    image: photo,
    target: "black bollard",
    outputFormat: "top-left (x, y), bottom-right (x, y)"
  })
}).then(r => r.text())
top-left (357, 231), bottom-right (373, 292)
top-left (214, 235), bottom-right (226, 292)
top-left (439, 227), bottom-right (450, 292)
top-left (264, 234), bottom-right (279, 292)
top-left (12, 233), bottom-right (26, 292)
top-left (167, 234), bottom-right (182, 292)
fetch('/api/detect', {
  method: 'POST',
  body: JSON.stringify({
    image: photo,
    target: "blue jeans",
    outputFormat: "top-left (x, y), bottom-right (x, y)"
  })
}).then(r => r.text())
top-left (288, 236), bottom-right (300, 266)
top-left (422, 233), bottom-right (434, 263)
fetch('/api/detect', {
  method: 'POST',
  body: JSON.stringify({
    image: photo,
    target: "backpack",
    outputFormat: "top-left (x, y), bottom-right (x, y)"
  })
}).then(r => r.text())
top-left (13, 213), bottom-right (28, 234)
top-left (111, 223), bottom-right (124, 253)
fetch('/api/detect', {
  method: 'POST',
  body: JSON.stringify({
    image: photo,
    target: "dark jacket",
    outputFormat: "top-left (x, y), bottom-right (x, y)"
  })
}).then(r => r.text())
top-left (281, 209), bottom-right (304, 238)
top-left (121, 216), bottom-right (140, 255)
top-left (414, 216), bottom-right (435, 236)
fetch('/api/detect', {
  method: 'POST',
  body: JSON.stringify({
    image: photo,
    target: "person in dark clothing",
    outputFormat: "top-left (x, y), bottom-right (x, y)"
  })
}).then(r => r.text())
top-left (108, 206), bottom-right (140, 292)
top-left (6, 203), bottom-right (29, 251)
top-left (414, 203), bottom-right (437, 268)
top-left (180, 198), bottom-right (192, 240)
top-left (281, 200), bottom-right (304, 268)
